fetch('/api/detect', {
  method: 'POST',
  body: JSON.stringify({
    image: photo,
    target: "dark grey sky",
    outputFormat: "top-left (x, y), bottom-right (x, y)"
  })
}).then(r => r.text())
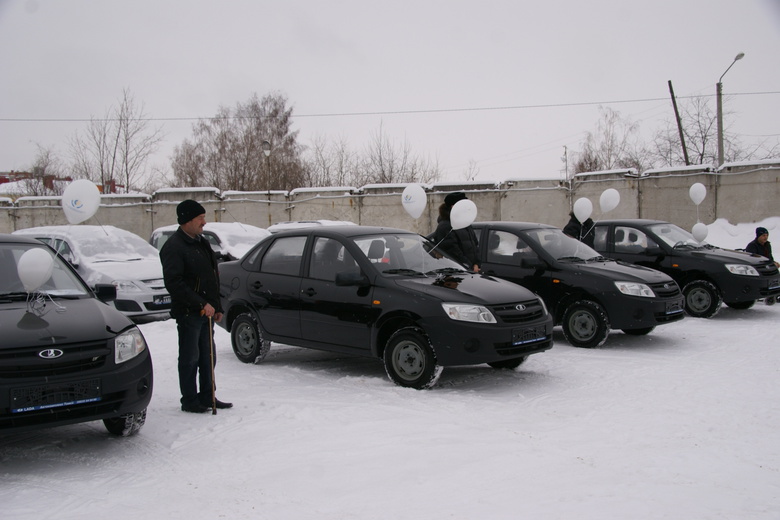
top-left (1, 0), bottom-right (778, 183)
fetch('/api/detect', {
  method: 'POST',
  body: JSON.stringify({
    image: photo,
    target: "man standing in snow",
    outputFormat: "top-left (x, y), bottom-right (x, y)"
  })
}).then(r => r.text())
top-left (745, 227), bottom-right (779, 268)
top-left (160, 199), bottom-right (233, 413)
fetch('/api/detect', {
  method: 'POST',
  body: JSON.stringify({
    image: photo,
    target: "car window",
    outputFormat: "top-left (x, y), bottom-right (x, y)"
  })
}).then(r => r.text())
top-left (354, 233), bottom-right (465, 273)
top-left (0, 243), bottom-right (89, 297)
top-left (485, 230), bottom-right (536, 265)
top-left (525, 228), bottom-right (600, 261)
top-left (260, 236), bottom-right (306, 276)
top-left (614, 227), bottom-right (657, 254)
top-left (309, 237), bottom-right (358, 282)
top-left (593, 226), bottom-right (608, 250)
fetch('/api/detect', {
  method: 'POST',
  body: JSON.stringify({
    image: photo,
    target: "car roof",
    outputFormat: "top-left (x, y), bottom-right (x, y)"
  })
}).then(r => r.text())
top-left (0, 233), bottom-right (46, 245)
top-left (151, 222), bottom-right (269, 235)
top-left (474, 221), bottom-right (557, 232)
top-left (13, 225), bottom-right (142, 239)
top-left (591, 219), bottom-right (669, 226)
top-left (269, 225), bottom-right (413, 239)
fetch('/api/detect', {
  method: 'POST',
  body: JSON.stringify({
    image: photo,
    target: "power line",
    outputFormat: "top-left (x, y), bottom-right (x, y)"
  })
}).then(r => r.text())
top-left (1, 91), bottom-right (778, 123)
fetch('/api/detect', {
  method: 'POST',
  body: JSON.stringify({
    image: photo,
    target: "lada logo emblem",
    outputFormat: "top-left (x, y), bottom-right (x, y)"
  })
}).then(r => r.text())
top-left (515, 304), bottom-right (526, 311)
top-left (38, 349), bottom-right (64, 359)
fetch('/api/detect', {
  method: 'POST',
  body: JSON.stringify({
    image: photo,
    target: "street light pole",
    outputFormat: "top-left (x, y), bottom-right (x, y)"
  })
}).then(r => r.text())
top-left (716, 52), bottom-right (745, 166)
top-left (262, 140), bottom-right (271, 193)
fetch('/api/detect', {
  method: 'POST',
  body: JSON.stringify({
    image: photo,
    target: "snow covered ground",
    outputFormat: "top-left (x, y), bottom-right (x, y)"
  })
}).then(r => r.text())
top-left (1, 219), bottom-right (779, 520)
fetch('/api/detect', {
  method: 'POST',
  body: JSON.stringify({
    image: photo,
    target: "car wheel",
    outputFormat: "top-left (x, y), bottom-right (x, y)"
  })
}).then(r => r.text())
top-left (231, 313), bottom-right (271, 364)
top-left (562, 300), bottom-right (610, 348)
top-left (383, 327), bottom-right (442, 389)
top-left (621, 327), bottom-right (655, 336)
top-left (725, 300), bottom-right (755, 310)
top-left (682, 280), bottom-right (722, 318)
top-left (103, 409), bottom-right (146, 436)
top-left (488, 356), bottom-right (528, 369)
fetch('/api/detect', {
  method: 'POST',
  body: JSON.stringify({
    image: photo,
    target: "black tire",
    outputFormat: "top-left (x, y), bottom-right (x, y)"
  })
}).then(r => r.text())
top-left (383, 327), bottom-right (442, 389)
top-left (103, 409), bottom-right (146, 436)
top-left (231, 313), bottom-right (271, 364)
top-left (682, 280), bottom-right (722, 318)
top-left (725, 300), bottom-right (755, 310)
top-left (561, 300), bottom-right (610, 348)
top-left (488, 356), bottom-right (528, 369)
top-left (622, 327), bottom-right (655, 336)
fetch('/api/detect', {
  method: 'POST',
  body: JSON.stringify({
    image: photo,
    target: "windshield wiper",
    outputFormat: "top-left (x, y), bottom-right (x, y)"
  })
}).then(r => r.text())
top-left (556, 256), bottom-right (586, 262)
top-left (586, 255), bottom-right (613, 262)
top-left (383, 268), bottom-right (426, 276)
top-left (426, 267), bottom-right (470, 275)
top-left (0, 291), bottom-right (29, 301)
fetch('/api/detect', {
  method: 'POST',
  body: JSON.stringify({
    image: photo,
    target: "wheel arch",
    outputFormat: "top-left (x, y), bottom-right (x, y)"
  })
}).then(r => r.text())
top-left (373, 311), bottom-right (424, 358)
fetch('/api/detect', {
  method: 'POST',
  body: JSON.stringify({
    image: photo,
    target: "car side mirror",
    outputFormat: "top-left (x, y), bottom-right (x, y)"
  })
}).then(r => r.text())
top-left (521, 257), bottom-right (546, 269)
top-left (335, 271), bottom-right (370, 287)
top-left (94, 283), bottom-right (117, 303)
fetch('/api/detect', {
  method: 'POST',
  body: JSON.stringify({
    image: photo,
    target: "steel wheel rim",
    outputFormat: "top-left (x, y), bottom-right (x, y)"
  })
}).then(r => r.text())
top-left (392, 340), bottom-right (425, 381)
top-left (235, 322), bottom-right (257, 357)
top-left (687, 287), bottom-right (711, 313)
top-left (570, 310), bottom-right (596, 341)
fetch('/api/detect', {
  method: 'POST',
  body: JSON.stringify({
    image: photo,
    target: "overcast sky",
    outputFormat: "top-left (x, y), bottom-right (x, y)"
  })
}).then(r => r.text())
top-left (1, 0), bottom-right (778, 185)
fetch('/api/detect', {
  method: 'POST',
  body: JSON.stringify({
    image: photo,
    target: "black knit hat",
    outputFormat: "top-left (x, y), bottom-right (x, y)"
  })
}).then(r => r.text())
top-left (177, 199), bottom-right (206, 225)
top-left (756, 226), bottom-right (769, 237)
top-left (444, 192), bottom-right (467, 206)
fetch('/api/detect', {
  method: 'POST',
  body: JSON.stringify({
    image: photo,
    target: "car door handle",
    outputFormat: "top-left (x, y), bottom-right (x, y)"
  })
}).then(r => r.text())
top-left (302, 287), bottom-right (317, 296)
top-left (251, 281), bottom-right (263, 289)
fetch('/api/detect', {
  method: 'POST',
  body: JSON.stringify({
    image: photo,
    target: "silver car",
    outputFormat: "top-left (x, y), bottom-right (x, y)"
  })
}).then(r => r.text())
top-left (13, 225), bottom-right (170, 321)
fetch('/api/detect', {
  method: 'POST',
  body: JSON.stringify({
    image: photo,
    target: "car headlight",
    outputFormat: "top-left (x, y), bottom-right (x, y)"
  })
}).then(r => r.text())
top-left (441, 303), bottom-right (497, 323)
top-left (114, 280), bottom-right (143, 292)
top-left (614, 281), bottom-right (655, 297)
top-left (115, 327), bottom-right (148, 364)
top-left (725, 264), bottom-right (759, 276)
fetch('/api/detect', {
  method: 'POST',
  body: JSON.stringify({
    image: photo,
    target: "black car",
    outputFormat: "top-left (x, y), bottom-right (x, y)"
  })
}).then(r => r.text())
top-left (0, 234), bottom-right (153, 435)
top-left (472, 222), bottom-right (685, 348)
top-left (591, 219), bottom-right (780, 318)
top-left (218, 226), bottom-right (553, 389)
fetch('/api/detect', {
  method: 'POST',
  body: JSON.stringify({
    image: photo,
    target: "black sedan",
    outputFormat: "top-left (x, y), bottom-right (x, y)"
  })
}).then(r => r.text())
top-left (591, 219), bottom-right (780, 318)
top-left (218, 225), bottom-right (553, 389)
top-left (473, 222), bottom-right (684, 348)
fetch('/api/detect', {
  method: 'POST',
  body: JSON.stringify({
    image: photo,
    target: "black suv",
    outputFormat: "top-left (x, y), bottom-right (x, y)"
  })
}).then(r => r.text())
top-left (0, 234), bottom-right (153, 435)
top-left (218, 226), bottom-right (553, 389)
top-left (472, 222), bottom-right (684, 348)
top-left (592, 219), bottom-right (780, 318)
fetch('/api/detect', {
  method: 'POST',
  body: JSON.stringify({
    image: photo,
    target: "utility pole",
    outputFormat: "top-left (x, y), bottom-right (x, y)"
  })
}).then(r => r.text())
top-left (668, 80), bottom-right (690, 166)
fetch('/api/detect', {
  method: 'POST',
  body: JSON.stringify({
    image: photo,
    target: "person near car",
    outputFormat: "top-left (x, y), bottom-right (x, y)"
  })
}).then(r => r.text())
top-left (563, 211), bottom-right (595, 248)
top-left (160, 199), bottom-right (233, 414)
top-left (745, 226), bottom-right (779, 267)
top-left (429, 192), bottom-right (480, 272)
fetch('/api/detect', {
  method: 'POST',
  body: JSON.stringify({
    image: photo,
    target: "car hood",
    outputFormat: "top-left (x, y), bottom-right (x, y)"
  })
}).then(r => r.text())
top-left (683, 246), bottom-right (770, 265)
top-left (566, 260), bottom-right (675, 283)
top-left (393, 272), bottom-right (538, 304)
top-left (1, 298), bottom-right (132, 349)
top-left (82, 258), bottom-right (163, 284)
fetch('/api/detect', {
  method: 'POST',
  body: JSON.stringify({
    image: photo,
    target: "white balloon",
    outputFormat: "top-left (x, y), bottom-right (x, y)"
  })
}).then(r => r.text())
top-left (599, 188), bottom-right (620, 213)
top-left (450, 199), bottom-right (477, 230)
top-left (62, 179), bottom-right (101, 224)
top-left (401, 184), bottom-right (427, 219)
top-left (692, 222), bottom-right (708, 243)
top-left (689, 183), bottom-right (706, 206)
top-left (17, 248), bottom-right (54, 292)
top-left (573, 198), bottom-right (593, 223)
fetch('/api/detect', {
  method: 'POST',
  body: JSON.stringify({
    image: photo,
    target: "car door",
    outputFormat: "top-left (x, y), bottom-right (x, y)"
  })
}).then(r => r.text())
top-left (479, 228), bottom-right (556, 303)
top-left (245, 235), bottom-right (305, 339)
top-left (298, 236), bottom-right (376, 352)
top-left (598, 225), bottom-right (667, 271)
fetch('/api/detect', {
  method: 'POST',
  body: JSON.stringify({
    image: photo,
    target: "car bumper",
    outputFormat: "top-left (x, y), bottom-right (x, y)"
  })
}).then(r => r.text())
top-left (716, 274), bottom-right (780, 302)
top-left (114, 289), bottom-right (172, 317)
top-left (600, 293), bottom-right (686, 329)
top-left (0, 351), bottom-right (153, 433)
top-left (419, 315), bottom-right (554, 366)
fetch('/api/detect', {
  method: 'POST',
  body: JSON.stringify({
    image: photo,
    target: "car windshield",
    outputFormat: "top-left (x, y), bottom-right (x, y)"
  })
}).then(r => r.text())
top-left (0, 243), bottom-right (89, 299)
top-left (647, 223), bottom-right (705, 249)
top-left (523, 228), bottom-right (603, 261)
top-left (352, 233), bottom-right (470, 275)
top-left (70, 228), bottom-right (159, 262)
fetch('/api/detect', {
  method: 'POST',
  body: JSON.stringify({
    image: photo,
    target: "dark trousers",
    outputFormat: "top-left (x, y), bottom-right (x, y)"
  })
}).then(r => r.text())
top-left (176, 314), bottom-right (216, 406)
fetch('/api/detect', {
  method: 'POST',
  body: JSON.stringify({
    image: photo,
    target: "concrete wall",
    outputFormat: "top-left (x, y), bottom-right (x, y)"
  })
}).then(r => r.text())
top-left (2, 160), bottom-right (779, 240)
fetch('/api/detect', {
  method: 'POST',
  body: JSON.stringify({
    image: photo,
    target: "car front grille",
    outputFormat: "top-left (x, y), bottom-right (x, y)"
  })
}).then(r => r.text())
top-left (649, 281), bottom-right (681, 298)
top-left (757, 263), bottom-right (779, 277)
top-left (0, 340), bottom-right (110, 378)
top-left (490, 299), bottom-right (546, 324)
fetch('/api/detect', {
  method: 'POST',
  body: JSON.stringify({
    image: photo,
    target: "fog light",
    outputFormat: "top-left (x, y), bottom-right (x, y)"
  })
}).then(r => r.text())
top-left (464, 338), bottom-right (481, 353)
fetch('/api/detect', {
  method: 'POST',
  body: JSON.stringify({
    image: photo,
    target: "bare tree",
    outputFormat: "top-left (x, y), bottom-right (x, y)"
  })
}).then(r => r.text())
top-left (70, 88), bottom-right (164, 192)
top-left (573, 107), bottom-right (649, 174)
top-left (171, 93), bottom-right (306, 192)
top-left (22, 144), bottom-right (67, 196)
top-left (361, 124), bottom-right (440, 185)
top-left (650, 94), bottom-right (779, 167)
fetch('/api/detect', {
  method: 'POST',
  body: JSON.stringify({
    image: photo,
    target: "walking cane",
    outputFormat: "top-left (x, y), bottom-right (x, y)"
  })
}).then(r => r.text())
top-left (208, 315), bottom-right (217, 415)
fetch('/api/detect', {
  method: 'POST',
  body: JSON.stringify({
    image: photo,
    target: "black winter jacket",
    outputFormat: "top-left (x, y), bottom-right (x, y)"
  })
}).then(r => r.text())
top-left (160, 227), bottom-right (223, 318)
top-left (563, 215), bottom-right (595, 247)
top-left (746, 238), bottom-right (774, 262)
top-left (430, 218), bottom-right (480, 269)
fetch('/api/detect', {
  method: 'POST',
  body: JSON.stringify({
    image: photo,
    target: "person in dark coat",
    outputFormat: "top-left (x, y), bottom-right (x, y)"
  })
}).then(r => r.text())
top-left (160, 200), bottom-right (233, 413)
top-left (563, 211), bottom-right (595, 248)
top-left (429, 192), bottom-right (480, 272)
top-left (746, 226), bottom-right (779, 267)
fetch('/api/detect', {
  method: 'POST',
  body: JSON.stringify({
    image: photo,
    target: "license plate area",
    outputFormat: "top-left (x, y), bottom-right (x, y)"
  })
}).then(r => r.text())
top-left (154, 295), bottom-right (171, 305)
top-left (11, 379), bottom-right (102, 413)
top-left (512, 326), bottom-right (546, 346)
top-left (665, 300), bottom-right (684, 314)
